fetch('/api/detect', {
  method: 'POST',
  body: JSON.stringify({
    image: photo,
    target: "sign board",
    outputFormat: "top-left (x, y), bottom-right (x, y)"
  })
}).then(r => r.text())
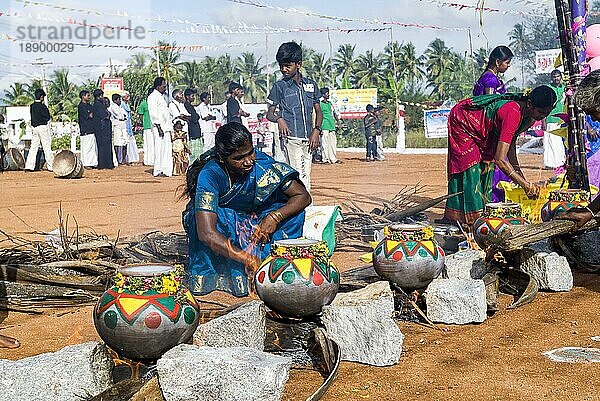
top-left (423, 108), bottom-right (451, 139)
top-left (535, 49), bottom-right (562, 74)
top-left (330, 88), bottom-right (377, 119)
top-left (100, 77), bottom-right (124, 98)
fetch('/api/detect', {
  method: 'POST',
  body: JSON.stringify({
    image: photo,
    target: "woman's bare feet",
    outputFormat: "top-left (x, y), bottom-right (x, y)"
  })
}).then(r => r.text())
top-left (0, 334), bottom-right (20, 349)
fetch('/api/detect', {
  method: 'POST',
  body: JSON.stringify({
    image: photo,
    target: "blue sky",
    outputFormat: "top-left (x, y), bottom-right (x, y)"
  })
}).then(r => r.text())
top-left (0, 0), bottom-right (555, 95)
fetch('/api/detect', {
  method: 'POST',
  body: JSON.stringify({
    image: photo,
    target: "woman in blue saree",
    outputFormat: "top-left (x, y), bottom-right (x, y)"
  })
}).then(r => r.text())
top-left (182, 122), bottom-right (311, 297)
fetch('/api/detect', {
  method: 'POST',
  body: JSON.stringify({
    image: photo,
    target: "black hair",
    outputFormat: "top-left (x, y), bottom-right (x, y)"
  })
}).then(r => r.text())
top-left (111, 93), bottom-right (121, 101)
top-left (183, 122), bottom-right (253, 200)
top-left (34, 89), bottom-right (46, 100)
top-left (228, 82), bottom-right (242, 93)
top-left (321, 87), bottom-right (329, 95)
top-left (529, 85), bottom-right (557, 108)
top-left (147, 87), bottom-right (154, 96)
top-left (276, 41), bottom-right (302, 65)
top-left (199, 91), bottom-right (209, 101)
top-left (487, 46), bottom-right (513, 69)
top-left (79, 90), bottom-right (90, 99)
top-left (153, 77), bottom-right (166, 89)
top-left (93, 89), bottom-right (104, 99)
top-left (550, 69), bottom-right (562, 77)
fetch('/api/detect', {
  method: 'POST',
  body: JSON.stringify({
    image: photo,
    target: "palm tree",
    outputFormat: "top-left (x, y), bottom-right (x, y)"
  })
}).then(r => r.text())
top-left (152, 40), bottom-right (182, 87)
top-left (48, 68), bottom-right (78, 119)
top-left (333, 44), bottom-right (357, 84)
top-left (354, 51), bottom-right (385, 88)
top-left (128, 53), bottom-right (149, 69)
top-left (425, 39), bottom-right (453, 100)
top-left (383, 41), bottom-right (403, 81)
top-left (180, 61), bottom-right (202, 89)
top-left (2, 83), bottom-right (32, 106)
top-left (509, 23), bottom-right (532, 89)
top-left (235, 52), bottom-right (266, 103)
top-left (304, 52), bottom-right (330, 88)
top-left (398, 43), bottom-right (426, 86)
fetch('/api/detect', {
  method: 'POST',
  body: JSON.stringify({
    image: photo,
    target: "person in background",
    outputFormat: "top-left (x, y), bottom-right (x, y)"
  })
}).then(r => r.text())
top-left (319, 87), bottom-right (340, 164)
top-left (138, 87), bottom-right (154, 166)
top-left (77, 90), bottom-right (97, 168)
top-left (148, 77), bottom-right (173, 177)
top-left (374, 106), bottom-right (385, 161)
top-left (198, 92), bottom-right (217, 152)
top-left (121, 91), bottom-right (139, 164)
top-left (108, 93), bottom-right (128, 164)
top-left (541, 69), bottom-right (567, 170)
top-left (25, 89), bottom-right (53, 172)
top-left (226, 83), bottom-right (249, 124)
top-left (172, 120), bottom-right (190, 175)
top-left (267, 41), bottom-right (323, 192)
top-left (473, 45), bottom-right (513, 96)
top-left (363, 104), bottom-right (379, 162)
top-left (169, 89), bottom-right (190, 135)
top-left (184, 88), bottom-right (202, 162)
top-left (181, 122), bottom-right (310, 297)
top-left (92, 89), bottom-right (114, 169)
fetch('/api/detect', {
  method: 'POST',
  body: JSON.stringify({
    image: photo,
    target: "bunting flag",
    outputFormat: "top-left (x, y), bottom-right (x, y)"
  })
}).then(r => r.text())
top-left (0, 62), bottom-right (129, 68)
top-left (2, 34), bottom-right (258, 51)
top-left (13, 0), bottom-right (469, 32)
top-left (226, 0), bottom-right (470, 31)
top-left (417, 0), bottom-right (552, 18)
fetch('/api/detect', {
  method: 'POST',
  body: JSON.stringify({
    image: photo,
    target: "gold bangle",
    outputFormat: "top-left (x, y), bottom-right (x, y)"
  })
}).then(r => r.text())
top-left (273, 211), bottom-right (284, 222)
top-left (268, 212), bottom-right (282, 224)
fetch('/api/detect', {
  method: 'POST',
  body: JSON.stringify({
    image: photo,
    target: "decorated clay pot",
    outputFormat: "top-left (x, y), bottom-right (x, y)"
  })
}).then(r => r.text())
top-left (255, 239), bottom-right (340, 318)
top-left (472, 202), bottom-right (528, 249)
top-left (373, 224), bottom-right (445, 291)
top-left (540, 189), bottom-right (590, 222)
top-left (94, 264), bottom-right (200, 361)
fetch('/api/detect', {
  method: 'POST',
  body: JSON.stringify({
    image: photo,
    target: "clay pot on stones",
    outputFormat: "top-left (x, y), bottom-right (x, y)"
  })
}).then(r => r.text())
top-left (373, 224), bottom-right (445, 292)
top-left (472, 202), bottom-right (529, 249)
top-left (255, 239), bottom-right (340, 318)
top-left (540, 189), bottom-right (590, 222)
top-left (93, 264), bottom-right (200, 361)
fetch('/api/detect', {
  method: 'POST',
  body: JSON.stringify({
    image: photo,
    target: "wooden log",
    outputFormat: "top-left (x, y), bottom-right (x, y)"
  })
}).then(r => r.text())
top-left (0, 265), bottom-right (104, 291)
top-left (384, 192), bottom-right (462, 222)
top-left (495, 218), bottom-right (600, 251)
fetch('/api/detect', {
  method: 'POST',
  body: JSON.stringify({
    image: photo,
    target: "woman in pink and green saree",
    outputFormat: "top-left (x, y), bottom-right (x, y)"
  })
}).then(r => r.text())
top-left (444, 86), bottom-right (557, 225)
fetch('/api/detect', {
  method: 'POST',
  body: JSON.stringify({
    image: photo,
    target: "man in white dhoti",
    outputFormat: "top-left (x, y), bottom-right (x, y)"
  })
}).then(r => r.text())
top-left (108, 94), bottom-right (128, 164)
top-left (198, 92), bottom-right (217, 151)
top-left (121, 91), bottom-right (139, 163)
top-left (77, 90), bottom-right (97, 168)
top-left (25, 89), bottom-right (54, 171)
top-left (542, 70), bottom-right (567, 169)
top-left (147, 77), bottom-right (173, 177)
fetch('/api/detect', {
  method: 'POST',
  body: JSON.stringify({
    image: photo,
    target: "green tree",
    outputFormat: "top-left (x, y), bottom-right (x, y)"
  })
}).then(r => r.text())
top-left (333, 44), bottom-right (357, 84)
top-left (383, 41), bottom-right (402, 81)
top-left (398, 43), bottom-right (426, 86)
top-left (509, 23), bottom-right (532, 89)
top-left (180, 61), bottom-right (202, 90)
top-left (425, 39), bottom-right (453, 100)
top-left (235, 52), bottom-right (266, 103)
top-left (354, 50), bottom-right (385, 88)
top-left (2, 83), bottom-right (33, 106)
top-left (48, 68), bottom-right (78, 120)
top-left (129, 53), bottom-right (149, 69)
top-left (152, 41), bottom-right (182, 88)
top-left (304, 52), bottom-right (330, 89)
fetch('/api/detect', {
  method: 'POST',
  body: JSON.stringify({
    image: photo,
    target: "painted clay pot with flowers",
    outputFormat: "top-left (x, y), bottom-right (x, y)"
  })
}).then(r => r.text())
top-left (373, 224), bottom-right (444, 291)
top-left (94, 264), bottom-right (200, 361)
top-left (540, 189), bottom-right (590, 222)
top-left (472, 202), bottom-right (528, 249)
top-left (255, 239), bottom-right (340, 318)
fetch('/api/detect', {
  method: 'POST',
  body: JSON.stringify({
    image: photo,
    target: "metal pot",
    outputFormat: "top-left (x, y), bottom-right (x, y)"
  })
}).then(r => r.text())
top-left (1, 148), bottom-right (25, 171)
top-left (53, 150), bottom-right (84, 179)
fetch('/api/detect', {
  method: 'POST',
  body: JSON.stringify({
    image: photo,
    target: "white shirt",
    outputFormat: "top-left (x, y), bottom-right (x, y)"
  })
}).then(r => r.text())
top-left (148, 89), bottom-right (173, 132)
top-left (168, 100), bottom-right (189, 132)
top-left (198, 102), bottom-right (216, 133)
top-left (108, 102), bottom-right (127, 127)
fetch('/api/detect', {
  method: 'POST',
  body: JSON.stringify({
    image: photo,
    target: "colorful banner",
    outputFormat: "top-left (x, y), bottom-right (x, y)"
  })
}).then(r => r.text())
top-left (330, 88), bottom-right (378, 119)
top-left (423, 108), bottom-right (451, 138)
top-left (571, 0), bottom-right (587, 67)
top-left (535, 49), bottom-right (562, 74)
top-left (101, 77), bottom-right (123, 98)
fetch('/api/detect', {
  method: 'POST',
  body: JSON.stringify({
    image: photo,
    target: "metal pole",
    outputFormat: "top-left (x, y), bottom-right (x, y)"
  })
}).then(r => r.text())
top-left (327, 27), bottom-right (334, 87)
top-left (468, 28), bottom-right (475, 84)
top-left (31, 58), bottom-right (51, 106)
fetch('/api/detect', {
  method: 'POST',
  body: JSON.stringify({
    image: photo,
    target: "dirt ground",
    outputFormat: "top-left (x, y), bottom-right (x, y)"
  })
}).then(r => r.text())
top-left (2, 152), bottom-right (600, 401)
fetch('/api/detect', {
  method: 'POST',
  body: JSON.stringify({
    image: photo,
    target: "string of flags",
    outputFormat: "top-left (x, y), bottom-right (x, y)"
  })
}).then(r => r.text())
top-left (14, 0), bottom-right (469, 32)
top-left (0, 62), bottom-right (129, 68)
top-left (417, 0), bottom-right (552, 18)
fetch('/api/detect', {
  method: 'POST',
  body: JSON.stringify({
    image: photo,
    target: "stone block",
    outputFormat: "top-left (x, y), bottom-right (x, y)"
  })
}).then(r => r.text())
top-left (0, 341), bottom-right (113, 401)
top-left (444, 249), bottom-right (487, 279)
top-left (193, 300), bottom-right (265, 350)
top-left (519, 251), bottom-right (573, 292)
top-left (426, 278), bottom-right (487, 324)
top-left (157, 344), bottom-right (291, 401)
top-left (320, 281), bottom-right (403, 366)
